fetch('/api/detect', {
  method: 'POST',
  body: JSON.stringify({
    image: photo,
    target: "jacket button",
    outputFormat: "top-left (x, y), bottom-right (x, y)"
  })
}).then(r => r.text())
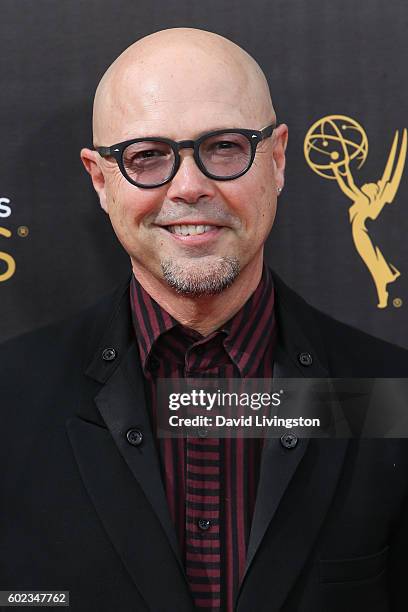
top-left (197, 518), bottom-right (211, 531)
top-left (298, 352), bottom-right (313, 366)
top-left (280, 433), bottom-right (298, 449)
top-left (102, 347), bottom-right (117, 362)
top-left (126, 429), bottom-right (143, 446)
top-left (197, 427), bottom-right (209, 438)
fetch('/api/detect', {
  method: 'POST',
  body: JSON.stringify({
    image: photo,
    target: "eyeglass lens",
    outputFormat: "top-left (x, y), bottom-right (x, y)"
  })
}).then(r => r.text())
top-left (122, 132), bottom-right (252, 186)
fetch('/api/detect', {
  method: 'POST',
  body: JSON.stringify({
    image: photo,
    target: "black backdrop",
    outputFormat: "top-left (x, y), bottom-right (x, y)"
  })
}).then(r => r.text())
top-left (1, 0), bottom-right (407, 347)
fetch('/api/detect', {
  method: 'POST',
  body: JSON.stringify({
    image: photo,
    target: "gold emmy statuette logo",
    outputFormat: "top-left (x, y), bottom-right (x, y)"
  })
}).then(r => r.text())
top-left (304, 115), bottom-right (407, 308)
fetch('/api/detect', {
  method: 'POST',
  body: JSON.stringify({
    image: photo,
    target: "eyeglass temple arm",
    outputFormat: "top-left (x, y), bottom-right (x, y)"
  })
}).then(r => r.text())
top-left (260, 124), bottom-right (276, 139)
top-left (96, 146), bottom-right (112, 157)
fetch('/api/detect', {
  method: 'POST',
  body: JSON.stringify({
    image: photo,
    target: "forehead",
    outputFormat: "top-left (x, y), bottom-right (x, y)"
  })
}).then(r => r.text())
top-left (100, 55), bottom-right (263, 142)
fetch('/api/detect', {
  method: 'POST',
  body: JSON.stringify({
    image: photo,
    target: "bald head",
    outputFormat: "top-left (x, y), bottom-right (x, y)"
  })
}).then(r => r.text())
top-left (82, 27), bottom-right (288, 316)
top-left (93, 28), bottom-right (275, 146)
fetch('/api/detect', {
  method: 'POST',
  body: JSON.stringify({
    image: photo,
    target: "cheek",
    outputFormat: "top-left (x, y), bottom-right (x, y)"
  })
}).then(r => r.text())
top-left (224, 178), bottom-right (275, 231)
top-left (254, 180), bottom-right (276, 216)
top-left (245, 182), bottom-right (277, 244)
top-left (106, 177), bottom-right (160, 225)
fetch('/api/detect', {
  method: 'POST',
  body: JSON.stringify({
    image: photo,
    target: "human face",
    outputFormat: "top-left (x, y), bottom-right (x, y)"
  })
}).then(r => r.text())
top-left (82, 62), bottom-right (287, 296)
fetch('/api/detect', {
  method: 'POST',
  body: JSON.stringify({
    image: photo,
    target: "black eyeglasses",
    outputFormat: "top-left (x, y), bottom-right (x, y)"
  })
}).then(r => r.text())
top-left (96, 124), bottom-right (275, 188)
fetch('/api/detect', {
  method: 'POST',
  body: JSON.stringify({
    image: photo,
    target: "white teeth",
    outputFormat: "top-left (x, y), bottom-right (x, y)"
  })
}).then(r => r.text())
top-left (167, 224), bottom-right (213, 236)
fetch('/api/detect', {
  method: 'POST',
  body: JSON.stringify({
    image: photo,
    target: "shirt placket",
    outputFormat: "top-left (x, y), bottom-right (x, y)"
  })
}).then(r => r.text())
top-left (184, 346), bottom-right (222, 610)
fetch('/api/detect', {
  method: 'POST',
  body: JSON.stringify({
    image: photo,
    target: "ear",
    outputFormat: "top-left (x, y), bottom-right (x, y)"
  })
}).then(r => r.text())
top-left (272, 124), bottom-right (288, 193)
top-left (80, 148), bottom-right (108, 213)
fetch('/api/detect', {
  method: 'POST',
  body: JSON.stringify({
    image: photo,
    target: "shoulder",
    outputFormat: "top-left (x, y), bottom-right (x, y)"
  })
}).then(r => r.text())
top-left (315, 306), bottom-right (407, 376)
top-left (271, 271), bottom-right (408, 377)
top-left (0, 276), bottom-right (131, 389)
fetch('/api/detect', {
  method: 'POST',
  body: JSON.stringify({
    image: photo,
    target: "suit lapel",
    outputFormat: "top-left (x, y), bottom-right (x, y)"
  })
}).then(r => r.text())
top-left (238, 435), bottom-right (348, 612)
top-left (238, 274), bottom-right (350, 610)
top-left (67, 414), bottom-right (193, 611)
top-left (93, 342), bottom-right (181, 560)
top-left (66, 279), bottom-right (194, 611)
top-left (244, 343), bottom-right (311, 575)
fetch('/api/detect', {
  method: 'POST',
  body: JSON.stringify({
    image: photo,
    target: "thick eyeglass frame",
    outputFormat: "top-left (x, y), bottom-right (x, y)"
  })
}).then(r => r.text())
top-left (96, 124), bottom-right (276, 188)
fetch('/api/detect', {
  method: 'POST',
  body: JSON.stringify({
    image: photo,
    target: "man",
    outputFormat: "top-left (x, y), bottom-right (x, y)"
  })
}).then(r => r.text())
top-left (1, 28), bottom-right (408, 612)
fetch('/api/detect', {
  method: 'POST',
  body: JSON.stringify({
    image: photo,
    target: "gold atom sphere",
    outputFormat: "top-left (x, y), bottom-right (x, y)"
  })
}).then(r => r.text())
top-left (304, 115), bottom-right (369, 180)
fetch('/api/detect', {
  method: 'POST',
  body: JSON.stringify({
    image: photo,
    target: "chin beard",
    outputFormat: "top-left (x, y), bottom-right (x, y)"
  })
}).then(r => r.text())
top-left (161, 256), bottom-right (240, 296)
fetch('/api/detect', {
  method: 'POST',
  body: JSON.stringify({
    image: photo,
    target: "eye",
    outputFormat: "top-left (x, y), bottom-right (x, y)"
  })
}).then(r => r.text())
top-left (212, 140), bottom-right (242, 152)
top-left (214, 140), bottom-right (239, 149)
top-left (123, 143), bottom-right (173, 173)
top-left (136, 148), bottom-right (166, 160)
top-left (201, 134), bottom-right (249, 158)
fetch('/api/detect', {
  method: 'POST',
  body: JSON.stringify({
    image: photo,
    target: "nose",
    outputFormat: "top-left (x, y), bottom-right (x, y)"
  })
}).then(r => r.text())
top-left (166, 149), bottom-right (216, 204)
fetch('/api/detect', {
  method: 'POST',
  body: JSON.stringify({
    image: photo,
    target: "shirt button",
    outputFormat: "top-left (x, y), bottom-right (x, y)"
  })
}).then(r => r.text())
top-left (197, 518), bottom-right (211, 531)
top-left (102, 347), bottom-right (117, 361)
top-left (149, 357), bottom-right (160, 372)
top-left (197, 428), bottom-right (209, 438)
top-left (126, 428), bottom-right (143, 446)
top-left (185, 369), bottom-right (198, 377)
top-left (280, 433), bottom-right (298, 449)
top-left (298, 352), bottom-right (313, 367)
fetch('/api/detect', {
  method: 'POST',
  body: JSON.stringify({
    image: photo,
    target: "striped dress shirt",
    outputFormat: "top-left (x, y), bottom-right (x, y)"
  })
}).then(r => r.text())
top-left (129, 265), bottom-right (276, 611)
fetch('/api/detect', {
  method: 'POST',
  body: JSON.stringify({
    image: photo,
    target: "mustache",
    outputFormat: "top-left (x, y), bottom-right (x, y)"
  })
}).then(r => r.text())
top-left (153, 203), bottom-right (241, 228)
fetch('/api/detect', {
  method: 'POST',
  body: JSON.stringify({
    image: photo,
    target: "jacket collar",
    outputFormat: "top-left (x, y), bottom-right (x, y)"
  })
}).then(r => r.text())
top-left (85, 268), bottom-right (330, 385)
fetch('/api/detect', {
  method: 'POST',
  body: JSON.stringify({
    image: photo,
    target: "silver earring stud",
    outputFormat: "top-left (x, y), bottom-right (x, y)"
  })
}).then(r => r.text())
top-left (277, 186), bottom-right (282, 193)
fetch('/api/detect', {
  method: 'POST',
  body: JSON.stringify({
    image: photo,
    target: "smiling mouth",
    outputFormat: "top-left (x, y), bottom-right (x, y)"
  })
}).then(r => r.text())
top-left (163, 224), bottom-right (218, 236)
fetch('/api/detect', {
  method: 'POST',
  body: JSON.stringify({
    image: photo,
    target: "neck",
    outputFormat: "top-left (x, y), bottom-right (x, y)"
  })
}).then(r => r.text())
top-left (132, 257), bottom-right (264, 336)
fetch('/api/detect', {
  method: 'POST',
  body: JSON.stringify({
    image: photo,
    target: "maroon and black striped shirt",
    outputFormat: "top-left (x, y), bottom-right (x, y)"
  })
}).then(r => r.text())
top-left (130, 265), bottom-right (276, 611)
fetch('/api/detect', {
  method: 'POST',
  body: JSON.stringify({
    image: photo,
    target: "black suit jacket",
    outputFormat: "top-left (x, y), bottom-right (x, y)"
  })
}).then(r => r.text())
top-left (1, 271), bottom-right (408, 612)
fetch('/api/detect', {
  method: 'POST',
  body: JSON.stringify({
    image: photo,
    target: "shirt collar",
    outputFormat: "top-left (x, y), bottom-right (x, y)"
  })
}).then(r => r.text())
top-left (221, 264), bottom-right (275, 375)
top-left (130, 264), bottom-right (275, 376)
